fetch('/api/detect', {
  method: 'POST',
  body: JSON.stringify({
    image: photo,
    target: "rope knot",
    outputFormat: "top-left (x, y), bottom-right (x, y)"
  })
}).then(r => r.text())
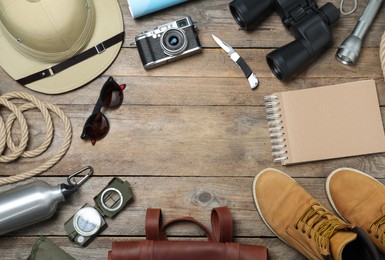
top-left (0, 92), bottom-right (72, 185)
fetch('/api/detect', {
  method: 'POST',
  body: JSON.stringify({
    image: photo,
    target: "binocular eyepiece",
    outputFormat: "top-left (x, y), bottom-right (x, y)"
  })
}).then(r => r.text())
top-left (229, 0), bottom-right (340, 81)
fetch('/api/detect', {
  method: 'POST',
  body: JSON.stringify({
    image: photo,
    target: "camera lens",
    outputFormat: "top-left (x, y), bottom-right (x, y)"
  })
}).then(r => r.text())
top-left (169, 36), bottom-right (179, 46)
top-left (161, 28), bottom-right (188, 56)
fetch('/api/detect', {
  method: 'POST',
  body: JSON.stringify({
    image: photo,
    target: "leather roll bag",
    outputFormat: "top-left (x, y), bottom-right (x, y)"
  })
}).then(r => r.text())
top-left (108, 206), bottom-right (268, 260)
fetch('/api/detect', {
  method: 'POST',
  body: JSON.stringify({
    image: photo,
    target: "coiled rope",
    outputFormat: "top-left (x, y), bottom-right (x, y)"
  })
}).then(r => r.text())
top-left (0, 92), bottom-right (72, 185)
top-left (381, 31), bottom-right (385, 80)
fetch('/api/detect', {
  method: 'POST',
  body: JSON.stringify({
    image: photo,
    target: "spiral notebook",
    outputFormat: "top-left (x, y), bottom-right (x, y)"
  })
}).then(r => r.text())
top-left (265, 80), bottom-right (385, 165)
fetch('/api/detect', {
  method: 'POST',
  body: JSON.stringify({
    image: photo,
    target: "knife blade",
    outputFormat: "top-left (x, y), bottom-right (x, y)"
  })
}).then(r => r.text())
top-left (212, 34), bottom-right (258, 89)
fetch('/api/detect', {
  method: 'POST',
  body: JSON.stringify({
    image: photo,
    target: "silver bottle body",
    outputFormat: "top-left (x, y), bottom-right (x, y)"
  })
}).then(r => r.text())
top-left (0, 180), bottom-right (65, 235)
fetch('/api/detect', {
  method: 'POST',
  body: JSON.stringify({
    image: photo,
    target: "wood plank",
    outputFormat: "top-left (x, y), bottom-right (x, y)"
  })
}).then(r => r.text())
top-left (106, 48), bottom-right (384, 79)
top-left (1, 106), bottom-right (385, 178)
top-left (1, 0), bottom-right (385, 259)
top-left (1, 177), bottom-right (385, 259)
top-left (1, 177), bottom-right (385, 237)
top-left (2, 72), bottom-right (385, 107)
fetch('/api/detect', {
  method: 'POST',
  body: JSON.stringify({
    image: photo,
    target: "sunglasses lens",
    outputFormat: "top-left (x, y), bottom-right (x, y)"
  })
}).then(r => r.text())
top-left (100, 78), bottom-right (123, 107)
top-left (83, 112), bottom-right (109, 140)
top-left (81, 77), bottom-right (125, 145)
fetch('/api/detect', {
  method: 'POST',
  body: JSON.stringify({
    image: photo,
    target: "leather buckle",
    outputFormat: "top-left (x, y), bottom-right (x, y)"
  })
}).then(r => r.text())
top-left (95, 43), bottom-right (106, 54)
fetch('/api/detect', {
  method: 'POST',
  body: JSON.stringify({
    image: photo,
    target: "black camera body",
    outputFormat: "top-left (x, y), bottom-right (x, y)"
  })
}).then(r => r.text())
top-left (135, 16), bottom-right (202, 70)
top-left (229, 0), bottom-right (340, 80)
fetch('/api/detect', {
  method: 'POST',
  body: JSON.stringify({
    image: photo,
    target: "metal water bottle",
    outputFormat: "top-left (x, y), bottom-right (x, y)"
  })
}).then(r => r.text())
top-left (0, 167), bottom-right (93, 235)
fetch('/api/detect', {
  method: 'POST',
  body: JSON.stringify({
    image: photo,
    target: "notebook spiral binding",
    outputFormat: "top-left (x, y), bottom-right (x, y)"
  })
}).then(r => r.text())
top-left (264, 95), bottom-right (288, 163)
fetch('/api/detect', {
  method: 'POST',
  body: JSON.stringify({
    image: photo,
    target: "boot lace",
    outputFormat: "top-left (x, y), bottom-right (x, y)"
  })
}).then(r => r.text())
top-left (367, 214), bottom-right (385, 244)
top-left (294, 202), bottom-right (349, 249)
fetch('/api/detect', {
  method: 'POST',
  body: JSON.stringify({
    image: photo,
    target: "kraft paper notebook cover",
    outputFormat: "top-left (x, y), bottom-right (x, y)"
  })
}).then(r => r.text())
top-left (264, 80), bottom-right (385, 165)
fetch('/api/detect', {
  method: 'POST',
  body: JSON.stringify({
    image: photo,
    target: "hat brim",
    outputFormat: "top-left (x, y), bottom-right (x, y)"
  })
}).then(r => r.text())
top-left (0, 0), bottom-right (123, 94)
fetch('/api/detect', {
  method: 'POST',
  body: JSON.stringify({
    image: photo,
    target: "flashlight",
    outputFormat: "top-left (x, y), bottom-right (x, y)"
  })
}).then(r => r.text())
top-left (336, 0), bottom-right (384, 65)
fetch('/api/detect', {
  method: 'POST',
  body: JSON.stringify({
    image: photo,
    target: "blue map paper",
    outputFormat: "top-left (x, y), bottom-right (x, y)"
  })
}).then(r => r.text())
top-left (128, 0), bottom-right (188, 18)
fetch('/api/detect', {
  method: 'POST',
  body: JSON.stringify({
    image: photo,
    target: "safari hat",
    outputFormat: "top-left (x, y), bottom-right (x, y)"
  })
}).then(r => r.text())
top-left (0, 0), bottom-right (124, 94)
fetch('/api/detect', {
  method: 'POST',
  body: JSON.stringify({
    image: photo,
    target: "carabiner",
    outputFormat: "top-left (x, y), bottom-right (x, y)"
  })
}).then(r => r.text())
top-left (67, 166), bottom-right (93, 187)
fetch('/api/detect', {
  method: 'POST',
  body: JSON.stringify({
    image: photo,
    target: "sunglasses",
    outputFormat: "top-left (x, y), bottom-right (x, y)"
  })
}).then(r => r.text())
top-left (81, 76), bottom-right (126, 145)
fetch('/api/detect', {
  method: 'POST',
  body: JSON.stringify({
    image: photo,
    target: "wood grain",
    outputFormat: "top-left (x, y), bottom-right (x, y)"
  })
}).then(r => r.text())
top-left (1, 106), bottom-right (385, 179)
top-left (1, 0), bottom-right (385, 259)
top-left (1, 177), bottom-right (385, 237)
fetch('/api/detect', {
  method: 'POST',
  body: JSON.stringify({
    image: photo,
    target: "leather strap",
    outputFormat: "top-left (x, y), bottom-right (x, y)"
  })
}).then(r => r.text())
top-left (211, 206), bottom-right (233, 243)
top-left (162, 217), bottom-right (215, 242)
top-left (16, 32), bottom-right (125, 85)
top-left (145, 206), bottom-right (234, 243)
top-left (145, 208), bottom-right (163, 240)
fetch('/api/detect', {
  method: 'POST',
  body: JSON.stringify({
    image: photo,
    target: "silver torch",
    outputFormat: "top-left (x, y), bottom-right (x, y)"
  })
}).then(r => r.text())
top-left (336, 0), bottom-right (384, 65)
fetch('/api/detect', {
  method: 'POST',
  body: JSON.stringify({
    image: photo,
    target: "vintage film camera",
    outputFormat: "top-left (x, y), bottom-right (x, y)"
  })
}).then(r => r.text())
top-left (135, 16), bottom-right (202, 70)
top-left (229, 0), bottom-right (340, 81)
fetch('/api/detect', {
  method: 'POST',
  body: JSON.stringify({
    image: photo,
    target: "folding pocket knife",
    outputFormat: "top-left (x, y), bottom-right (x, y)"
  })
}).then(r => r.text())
top-left (212, 34), bottom-right (259, 89)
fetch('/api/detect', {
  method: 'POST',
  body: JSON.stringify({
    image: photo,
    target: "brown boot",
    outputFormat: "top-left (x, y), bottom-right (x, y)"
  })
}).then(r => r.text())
top-left (326, 168), bottom-right (385, 255)
top-left (253, 168), bottom-right (379, 260)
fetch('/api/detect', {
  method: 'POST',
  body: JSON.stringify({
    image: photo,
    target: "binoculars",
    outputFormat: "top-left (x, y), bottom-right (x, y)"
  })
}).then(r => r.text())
top-left (229, 0), bottom-right (340, 80)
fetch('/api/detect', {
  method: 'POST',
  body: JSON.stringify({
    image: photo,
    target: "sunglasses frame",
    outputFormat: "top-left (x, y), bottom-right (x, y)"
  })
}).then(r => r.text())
top-left (81, 76), bottom-right (126, 145)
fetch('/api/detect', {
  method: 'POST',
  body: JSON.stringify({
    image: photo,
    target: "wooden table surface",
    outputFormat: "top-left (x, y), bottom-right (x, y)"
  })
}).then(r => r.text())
top-left (1, 0), bottom-right (385, 259)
